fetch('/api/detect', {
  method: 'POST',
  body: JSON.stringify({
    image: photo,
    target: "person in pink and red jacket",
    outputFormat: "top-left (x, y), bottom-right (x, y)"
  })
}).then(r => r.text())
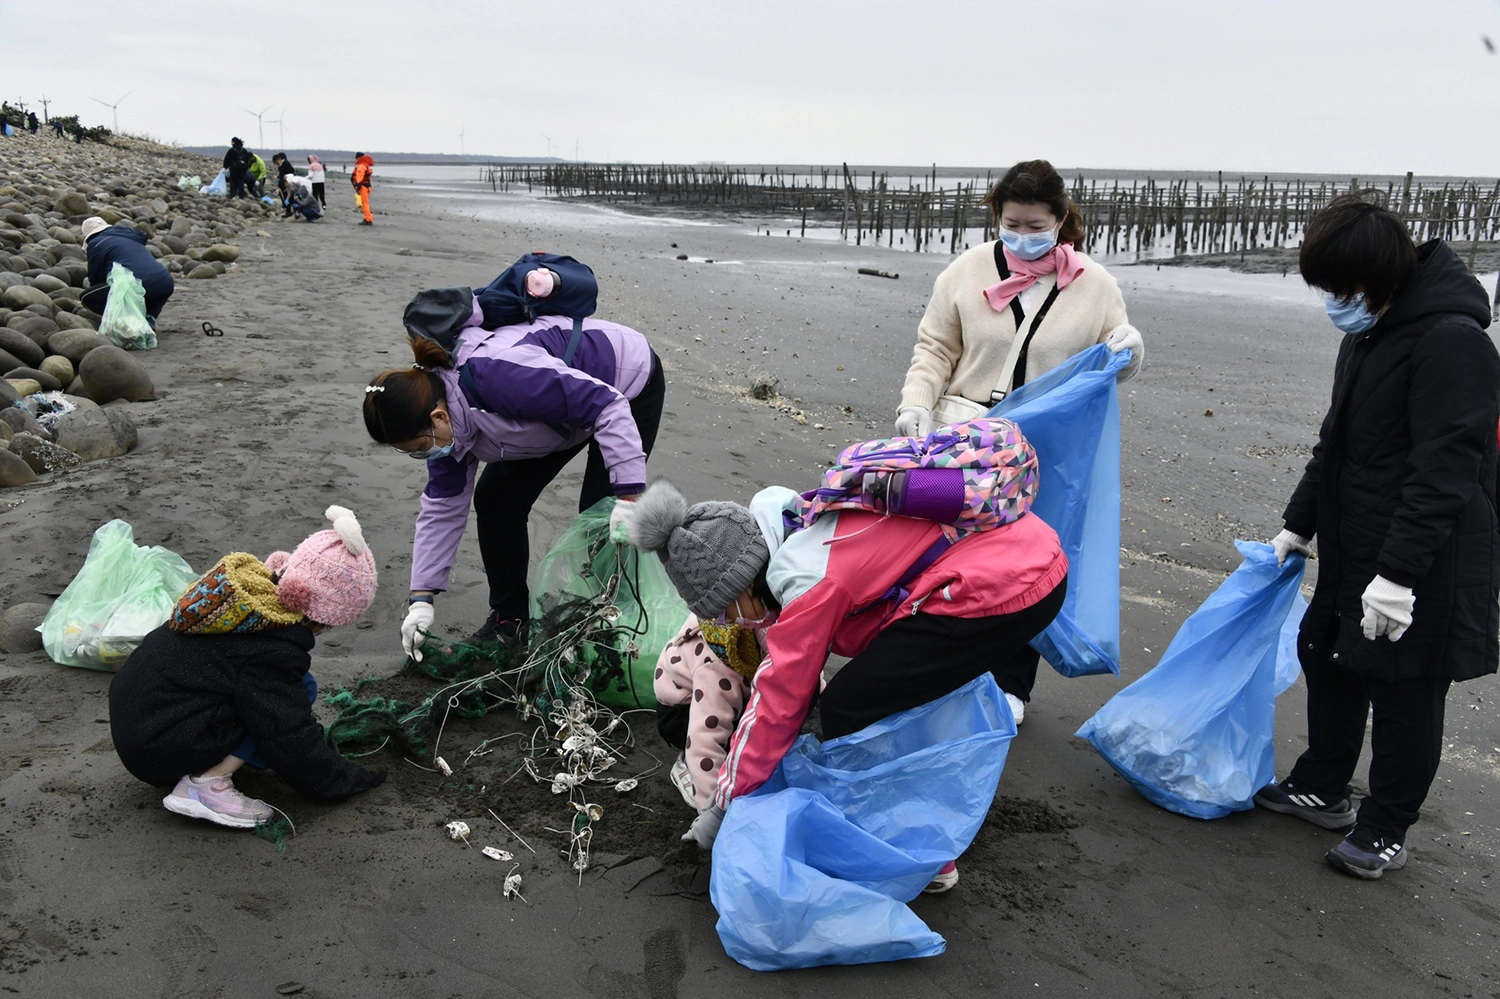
top-left (362, 290), bottom-right (662, 657)
top-left (620, 479), bottom-right (1067, 893)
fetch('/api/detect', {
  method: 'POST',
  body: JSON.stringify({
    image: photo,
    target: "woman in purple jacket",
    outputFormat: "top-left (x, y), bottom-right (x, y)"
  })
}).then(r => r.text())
top-left (362, 296), bottom-right (663, 658)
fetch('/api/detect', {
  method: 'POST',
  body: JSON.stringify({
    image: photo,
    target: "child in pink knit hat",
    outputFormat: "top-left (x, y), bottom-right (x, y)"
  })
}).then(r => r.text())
top-left (110, 506), bottom-right (386, 830)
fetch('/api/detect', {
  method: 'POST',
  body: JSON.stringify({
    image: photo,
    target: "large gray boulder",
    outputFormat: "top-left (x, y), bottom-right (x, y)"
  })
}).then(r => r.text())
top-left (0, 327), bottom-right (43, 367)
top-left (8, 432), bottom-right (80, 474)
top-left (0, 378), bottom-right (18, 407)
top-left (54, 407), bottom-right (135, 460)
top-left (47, 328), bottom-right (111, 365)
top-left (0, 446), bottom-right (35, 487)
top-left (0, 602), bottom-right (49, 653)
top-left (200, 244), bottom-right (240, 263)
top-left (29, 274), bottom-right (67, 294)
top-left (78, 345), bottom-right (154, 403)
top-left (2, 284), bottom-right (52, 310)
top-left (51, 311), bottom-right (96, 332)
top-left (0, 406), bottom-right (47, 440)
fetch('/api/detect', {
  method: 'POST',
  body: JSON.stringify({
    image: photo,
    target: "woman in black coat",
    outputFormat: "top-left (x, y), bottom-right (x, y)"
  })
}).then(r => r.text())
top-left (1256, 193), bottom-right (1500, 879)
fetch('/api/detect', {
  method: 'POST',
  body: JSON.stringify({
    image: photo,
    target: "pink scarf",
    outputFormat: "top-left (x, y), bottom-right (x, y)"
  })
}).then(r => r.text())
top-left (982, 243), bottom-right (1085, 314)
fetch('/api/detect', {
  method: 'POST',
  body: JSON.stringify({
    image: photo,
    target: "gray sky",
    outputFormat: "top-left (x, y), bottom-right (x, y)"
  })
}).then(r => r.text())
top-left (6, 0), bottom-right (1499, 175)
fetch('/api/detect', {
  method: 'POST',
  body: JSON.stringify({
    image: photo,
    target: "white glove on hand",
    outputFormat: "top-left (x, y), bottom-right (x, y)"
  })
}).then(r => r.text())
top-left (1361, 575), bottom-right (1415, 642)
top-left (401, 601), bottom-right (435, 662)
top-left (894, 406), bottom-right (931, 439)
top-left (1106, 324), bottom-right (1144, 382)
top-left (608, 497), bottom-right (637, 545)
top-left (1271, 529), bottom-right (1312, 567)
top-left (681, 804), bottom-right (725, 851)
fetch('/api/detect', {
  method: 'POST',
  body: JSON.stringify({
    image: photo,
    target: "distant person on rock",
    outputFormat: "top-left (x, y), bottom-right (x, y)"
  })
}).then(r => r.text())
top-left (271, 152), bottom-right (296, 212)
top-left (109, 506), bottom-right (387, 830)
top-left (248, 152), bottom-right (269, 199)
top-left (26, 111), bottom-right (38, 134)
top-left (306, 155), bottom-right (327, 206)
top-left (893, 158), bottom-right (1145, 725)
top-left (223, 137), bottom-right (253, 199)
top-left (351, 152), bottom-right (374, 225)
top-left (1255, 193), bottom-right (1500, 880)
top-left (361, 291), bottom-right (663, 650)
top-left (82, 216), bottom-right (175, 329)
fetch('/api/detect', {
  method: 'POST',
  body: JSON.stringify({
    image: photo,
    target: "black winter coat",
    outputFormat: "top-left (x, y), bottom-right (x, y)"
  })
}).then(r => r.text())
top-left (222, 145), bottom-right (253, 175)
top-left (1285, 240), bottom-right (1500, 683)
top-left (109, 623), bottom-right (380, 798)
top-left (85, 225), bottom-right (174, 301)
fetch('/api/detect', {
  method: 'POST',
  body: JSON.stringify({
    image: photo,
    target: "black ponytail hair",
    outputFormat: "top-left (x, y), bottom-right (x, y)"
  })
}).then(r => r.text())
top-left (362, 336), bottom-right (451, 444)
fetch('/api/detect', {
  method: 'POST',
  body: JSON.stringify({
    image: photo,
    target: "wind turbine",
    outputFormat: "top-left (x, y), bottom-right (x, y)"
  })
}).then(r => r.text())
top-left (540, 131), bottom-right (551, 159)
top-left (459, 126), bottom-right (465, 156)
top-left (90, 92), bottom-right (130, 134)
top-left (240, 103), bottom-right (272, 148)
top-left (266, 105), bottom-right (290, 150)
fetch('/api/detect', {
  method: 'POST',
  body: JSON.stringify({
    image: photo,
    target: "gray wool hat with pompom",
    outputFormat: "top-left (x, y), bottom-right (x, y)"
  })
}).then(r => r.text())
top-left (624, 481), bottom-right (769, 619)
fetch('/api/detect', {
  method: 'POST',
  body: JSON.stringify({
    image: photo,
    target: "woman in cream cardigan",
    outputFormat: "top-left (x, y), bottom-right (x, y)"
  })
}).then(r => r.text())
top-left (894, 158), bottom-right (1143, 723)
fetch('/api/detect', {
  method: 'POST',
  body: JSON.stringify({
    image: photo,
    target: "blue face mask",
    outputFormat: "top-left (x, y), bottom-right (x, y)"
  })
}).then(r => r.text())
top-left (406, 443), bottom-right (454, 461)
top-left (998, 224), bottom-right (1059, 261)
top-left (1324, 293), bottom-right (1378, 335)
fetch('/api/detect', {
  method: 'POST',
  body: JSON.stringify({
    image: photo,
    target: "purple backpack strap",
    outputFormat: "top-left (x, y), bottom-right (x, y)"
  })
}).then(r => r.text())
top-left (855, 534), bottom-right (955, 617)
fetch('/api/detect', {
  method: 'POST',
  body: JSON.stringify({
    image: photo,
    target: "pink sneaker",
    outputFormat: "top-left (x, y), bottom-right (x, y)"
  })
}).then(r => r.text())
top-left (923, 861), bottom-right (959, 894)
top-left (162, 774), bottom-right (275, 829)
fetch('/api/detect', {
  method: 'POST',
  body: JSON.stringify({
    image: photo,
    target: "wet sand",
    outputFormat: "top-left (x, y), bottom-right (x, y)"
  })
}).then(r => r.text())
top-left (2, 182), bottom-right (1498, 997)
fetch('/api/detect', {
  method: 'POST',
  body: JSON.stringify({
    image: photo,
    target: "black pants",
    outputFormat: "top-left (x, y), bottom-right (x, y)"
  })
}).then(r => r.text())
top-left (474, 352), bottom-right (665, 621)
top-left (228, 170), bottom-right (248, 199)
top-left (1288, 653), bottom-right (1451, 841)
top-left (312, 182), bottom-right (326, 206)
top-left (819, 579), bottom-right (1066, 739)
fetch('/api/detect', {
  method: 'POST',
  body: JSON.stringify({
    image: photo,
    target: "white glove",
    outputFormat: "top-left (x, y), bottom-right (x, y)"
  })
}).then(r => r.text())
top-left (608, 496), bottom-right (637, 545)
top-left (894, 406), bottom-right (931, 439)
top-left (681, 804), bottom-right (725, 850)
top-left (1361, 575), bottom-right (1414, 642)
top-left (1271, 529), bottom-right (1312, 567)
top-left (1106, 324), bottom-right (1144, 381)
top-left (401, 601), bottom-right (435, 662)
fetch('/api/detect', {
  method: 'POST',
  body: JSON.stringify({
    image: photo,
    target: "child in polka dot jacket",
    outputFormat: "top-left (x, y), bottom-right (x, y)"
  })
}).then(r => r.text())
top-left (653, 614), bottom-right (759, 810)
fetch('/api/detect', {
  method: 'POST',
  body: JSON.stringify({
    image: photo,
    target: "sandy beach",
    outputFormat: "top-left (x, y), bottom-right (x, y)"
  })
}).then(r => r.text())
top-left (2, 174), bottom-right (1498, 998)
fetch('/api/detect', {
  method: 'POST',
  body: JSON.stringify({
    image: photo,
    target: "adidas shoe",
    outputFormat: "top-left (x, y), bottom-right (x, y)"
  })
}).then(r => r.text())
top-left (1253, 777), bottom-right (1356, 830)
top-left (923, 861), bottom-right (959, 894)
top-left (1326, 827), bottom-right (1407, 880)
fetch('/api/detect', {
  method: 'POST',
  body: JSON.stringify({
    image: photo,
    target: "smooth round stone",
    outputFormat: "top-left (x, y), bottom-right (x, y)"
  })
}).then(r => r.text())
top-left (78, 345), bottom-right (154, 403)
top-left (47, 328), bottom-right (111, 365)
top-left (0, 327), bottom-right (44, 367)
top-left (14, 315), bottom-right (59, 342)
top-left (54, 407), bottom-right (135, 460)
top-left (0, 602), bottom-right (50, 653)
top-left (4, 366), bottom-right (62, 391)
top-left (200, 244), bottom-right (240, 262)
top-left (0, 378), bottom-right (18, 406)
top-left (29, 273), bottom-right (66, 294)
top-left (51, 311), bottom-right (95, 332)
top-left (39, 355), bottom-right (73, 385)
top-left (0, 447), bottom-right (37, 487)
top-left (2, 284), bottom-right (51, 310)
top-left (187, 264), bottom-right (216, 280)
top-left (53, 191), bottom-right (90, 216)
top-left (0, 406), bottom-right (47, 439)
top-left (5, 378), bottom-right (40, 396)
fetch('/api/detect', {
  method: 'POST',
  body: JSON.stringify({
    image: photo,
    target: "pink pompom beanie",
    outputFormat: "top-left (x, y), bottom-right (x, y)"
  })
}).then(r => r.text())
top-left (264, 506), bottom-right (378, 627)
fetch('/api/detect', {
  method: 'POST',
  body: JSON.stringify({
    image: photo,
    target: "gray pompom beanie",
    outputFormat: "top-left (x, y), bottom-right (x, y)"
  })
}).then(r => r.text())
top-left (625, 481), bottom-right (769, 618)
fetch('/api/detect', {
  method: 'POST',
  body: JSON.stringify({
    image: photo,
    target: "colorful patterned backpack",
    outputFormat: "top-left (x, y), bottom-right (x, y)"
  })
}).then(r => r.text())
top-left (791, 417), bottom-right (1039, 540)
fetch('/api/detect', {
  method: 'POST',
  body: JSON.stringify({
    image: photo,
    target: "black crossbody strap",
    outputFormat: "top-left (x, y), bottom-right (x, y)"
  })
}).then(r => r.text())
top-left (1011, 281), bottom-right (1064, 391)
top-left (992, 242), bottom-right (1025, 328)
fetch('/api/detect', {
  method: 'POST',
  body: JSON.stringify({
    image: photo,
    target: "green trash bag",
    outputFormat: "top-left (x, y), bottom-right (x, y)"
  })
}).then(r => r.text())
top-left (40, 520), bottom-right (198, 671)
top-left (98, 262), bottom-right (157, 350)
top-left (529, 497), bottom-right (689, 709)
top-left (177, 174), bottom-right (202, 191)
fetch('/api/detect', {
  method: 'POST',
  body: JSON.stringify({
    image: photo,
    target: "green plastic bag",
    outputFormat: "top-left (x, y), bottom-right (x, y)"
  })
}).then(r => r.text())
top-left (40, 520), bottom-right (198, 671)
top-left (529, 497), bottom-right (688, 709)
top-left (98, 262), bottom-right (156, 350)
top-left (177, 175), bottom-right (202, 191)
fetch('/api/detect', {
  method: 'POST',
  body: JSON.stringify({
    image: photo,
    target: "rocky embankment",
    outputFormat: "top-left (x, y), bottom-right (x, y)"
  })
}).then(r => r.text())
top-left (0, 131), bottom-right (277, 651)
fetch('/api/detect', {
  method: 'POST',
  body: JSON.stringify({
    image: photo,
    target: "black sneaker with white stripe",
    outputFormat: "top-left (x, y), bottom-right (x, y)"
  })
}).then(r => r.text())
top-left (1326, 827), bottom-right (1407, 880)
top-left (1253, 777), bottom-right (1356, 830)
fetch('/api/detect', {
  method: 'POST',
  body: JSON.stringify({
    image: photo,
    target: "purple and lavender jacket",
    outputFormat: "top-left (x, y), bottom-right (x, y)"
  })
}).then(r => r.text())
top-left (409, 301), bottom-right (655, 592)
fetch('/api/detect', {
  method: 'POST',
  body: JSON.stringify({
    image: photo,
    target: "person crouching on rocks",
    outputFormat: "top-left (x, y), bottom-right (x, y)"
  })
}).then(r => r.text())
top-left (82, 216), bottom-right (175, 330)
top-left (109, 506), bottom-right (387, 830)
top-left (617, 479), bottom-right (1067, 894)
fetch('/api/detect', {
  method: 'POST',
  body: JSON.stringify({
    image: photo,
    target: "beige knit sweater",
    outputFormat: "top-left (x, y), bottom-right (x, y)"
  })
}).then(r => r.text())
top-left (898, 242), bottom-right (1140, 412)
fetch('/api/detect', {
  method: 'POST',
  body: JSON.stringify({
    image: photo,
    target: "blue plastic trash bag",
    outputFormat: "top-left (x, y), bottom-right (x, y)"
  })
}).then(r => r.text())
top-left (989, 343), bottom-right (1129, 677)
top-left (200, 170), bottom-right (227, 197)
top-left (711, 674), bottom-right (1016, 971)
top-left (1076, 541), bottom-right (1308, 819)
